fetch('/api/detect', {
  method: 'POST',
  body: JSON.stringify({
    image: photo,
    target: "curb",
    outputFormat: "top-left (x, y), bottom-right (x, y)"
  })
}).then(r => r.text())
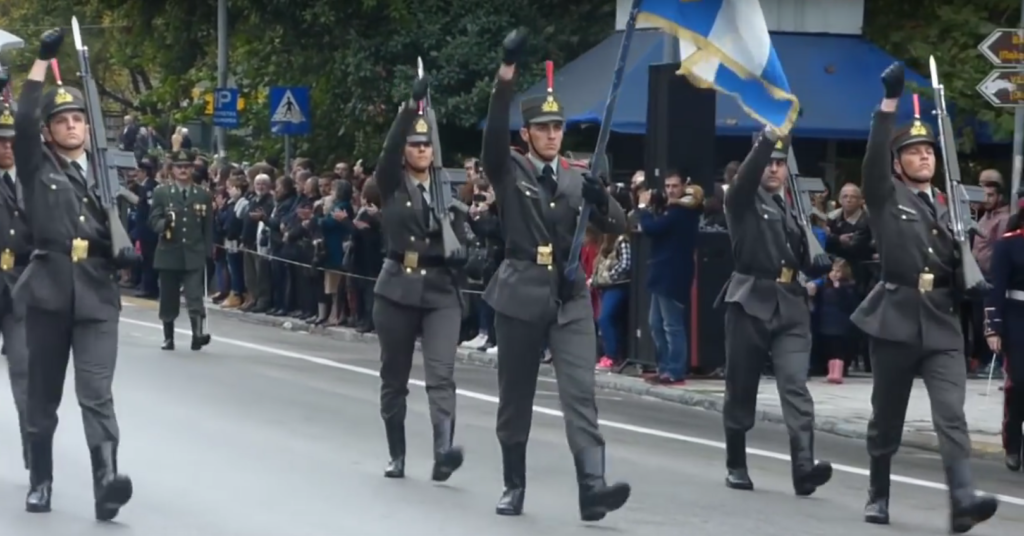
top-left (184, 300), bottom-right (1005, 460)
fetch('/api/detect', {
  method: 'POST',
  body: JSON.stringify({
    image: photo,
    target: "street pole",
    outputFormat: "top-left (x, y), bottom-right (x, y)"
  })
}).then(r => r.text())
top-left (216, 0), bottom-right (228, 160)
top-left (284, 134), bottom-right (291, 173)
top-left (1013, 4), bottom-right (1024, 206)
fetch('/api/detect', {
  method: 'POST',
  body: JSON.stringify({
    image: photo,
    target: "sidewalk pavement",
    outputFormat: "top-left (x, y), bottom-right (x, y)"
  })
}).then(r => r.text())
top-left (181, 298), bottom-right (1007, 459)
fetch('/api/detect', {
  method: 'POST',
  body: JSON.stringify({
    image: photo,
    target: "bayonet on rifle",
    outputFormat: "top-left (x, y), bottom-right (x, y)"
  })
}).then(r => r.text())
top-left (928, 55), bottom-right (990, 297)
top-left (71, 16), bottom-right (138, 265)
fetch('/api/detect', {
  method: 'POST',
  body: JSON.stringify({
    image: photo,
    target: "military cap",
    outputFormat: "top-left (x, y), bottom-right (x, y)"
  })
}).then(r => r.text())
top-left (770, 136), bottom-right (790, 160)
top-left (521, 92), bottom-right (565, 125)
top-left (41, 86), bottom-right (86, 121)
top-left (891, 118), bottom-right (935, 153)
top-left (0, 103), bottom-right (13, 138)
top-left (407, 115), bottom-right (431, 144)
top-left (169, 150), bottom-right (193, 165)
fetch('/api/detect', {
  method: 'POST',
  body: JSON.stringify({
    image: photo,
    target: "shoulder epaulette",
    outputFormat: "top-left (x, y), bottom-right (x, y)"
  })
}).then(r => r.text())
top-left (510, 146), bottom-right (526, 155)
top-left (1002, 229), bottom-right (1023, 238)
top-left (564, 158), bottom-right (588, 170)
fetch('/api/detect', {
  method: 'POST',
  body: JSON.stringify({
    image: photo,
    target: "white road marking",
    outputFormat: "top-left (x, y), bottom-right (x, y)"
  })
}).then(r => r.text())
top-left (120, 317), bottom-right (1024, 507)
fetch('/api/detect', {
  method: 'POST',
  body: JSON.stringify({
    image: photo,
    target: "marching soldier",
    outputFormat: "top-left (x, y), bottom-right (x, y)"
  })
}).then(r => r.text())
top-left (13, 28), bottom-right (133, 520)
top-left (482, 29), bottom-right (630, 521)
top-left (148, 149), bottom-right (213, 351)
top-left (984, 186), bottom-right (1024, 473)
top-left (854, 62), bottom-right (998, 532)
top-left (717, 131), bottom-right (833, 495)
top-left (373, 75), bottom-right (465, 482)
top-left (0, 74), bottom-right (32, 469)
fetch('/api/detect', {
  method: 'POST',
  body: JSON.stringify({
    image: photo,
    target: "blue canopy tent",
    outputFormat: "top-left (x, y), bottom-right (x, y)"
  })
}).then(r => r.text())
top-left (489, 30), bottom-right (996, 143)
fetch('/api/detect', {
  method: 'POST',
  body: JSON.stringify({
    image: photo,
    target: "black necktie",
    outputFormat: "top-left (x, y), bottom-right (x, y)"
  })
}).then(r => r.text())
top-left (539, 164), bottom-right (556, 197)
top-left (417, 183), bottom-right (431, 227)
top-left (2, 172), bottom-right (13, 199)
top-left (183, 187), bottom-right (189, 201)
top-left (917, 191), bottom-right (936, 218)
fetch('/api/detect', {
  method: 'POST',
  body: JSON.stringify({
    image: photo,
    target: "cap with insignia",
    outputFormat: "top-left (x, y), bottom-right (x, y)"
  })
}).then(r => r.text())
top-left (170, 150), bottom-right (193, 165)
top-left (891, 93), bottom-right (935, 152)
top-left (770, 136), bottom-right (790, 160)
top-left (407, 114), bottom-right (431, 144)
top-left (0, 101), bottom-right (13, 138)
top-left (41, 85), bottom-right (86, 121)
top-left (521, 60), bottom-right (565, 125)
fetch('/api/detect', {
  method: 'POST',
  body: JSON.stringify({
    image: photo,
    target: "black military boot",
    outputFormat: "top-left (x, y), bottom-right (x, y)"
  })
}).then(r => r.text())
top-left (573, 446), bottom-right (631, 522)
top-left (724, 432), bottom-right (754, 490)
top-left (90, 442), bottom-right (133, 521)
top-left (495, 442), bottom-right (527, 516)
top-left (383, 417), bottom-right (405, 478)
top-left (864, 456), bottom-right (891, 525)
top-left (161, 322), bottom-right (174, 350)
top-left (190, 316), bottom-right (211, 351)
top-left (1006, 421), bottom-right (1022, 471)
top-left (430, 418), bottom-right (464, 482)
top-left (946, 460), bottom-right (998, 533)
top-left (791, 432), bottom-right (832, 496)
top-left (25, 436), bottom-right (53, 513)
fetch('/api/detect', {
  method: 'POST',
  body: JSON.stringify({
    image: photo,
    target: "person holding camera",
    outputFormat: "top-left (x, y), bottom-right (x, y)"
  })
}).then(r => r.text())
top-left (635, 171), bottom-right (703, 384)
top-left (464, 167), bottom-right (502, 352)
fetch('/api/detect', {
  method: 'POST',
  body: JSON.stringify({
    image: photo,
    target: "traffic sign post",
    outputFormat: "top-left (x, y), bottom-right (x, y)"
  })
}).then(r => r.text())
top-left (977, 23), bottom-right (1024, 206)
top-left (212, 88), bottom-right (240, 128)
top-left (269, 86), bottom-right (311, 171)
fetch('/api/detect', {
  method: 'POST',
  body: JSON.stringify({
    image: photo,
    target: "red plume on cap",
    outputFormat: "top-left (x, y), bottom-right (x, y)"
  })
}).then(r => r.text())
top-left (545, 60), bottom-right (554, 94)
top-left (912, 94), bottom-right (920, 119)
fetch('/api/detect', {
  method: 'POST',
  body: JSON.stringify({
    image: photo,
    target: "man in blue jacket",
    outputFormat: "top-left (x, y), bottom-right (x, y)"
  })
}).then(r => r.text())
top-left (636, 171), bottom-right (703, 384)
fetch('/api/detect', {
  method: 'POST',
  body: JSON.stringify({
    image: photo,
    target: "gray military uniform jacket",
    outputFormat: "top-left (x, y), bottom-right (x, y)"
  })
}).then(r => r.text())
top-left (481, 78), bottom-right (627, 323)
top-left (716, 134), bottom-right (810, 322)
top-left (373, 104), bottom-right (464, 311)
top-left (11, 80), bottom-right (120, 322)
top-left (850, 110), bottom-right (961, 352)
top-left (0, 168), bottom-right (30, 317)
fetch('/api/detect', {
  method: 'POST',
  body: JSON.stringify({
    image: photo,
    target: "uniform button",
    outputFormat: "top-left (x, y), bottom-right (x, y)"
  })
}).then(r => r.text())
top-left (901, 215), bottom-right (907, 220)
top-left (549, 202), bottom-right (556, 208)
top-left (932, 229), bottom-right (938, 235)
top-left (50, 184), bottom-right (56, 190)
top-left (424, 238), bottom-right (430, 244)
top-left (183, 217), bottom-right (187, 222)
top-left (83, 197), bottom-right (88, 203)
top-left (405, 268), bottom-right (412, 273)
top-left (13, 211), bottom-right (17, 217)
top-left (763, 214), bottom-right (768, 219)
top-left (79, 215), bottom-right (85, 221)
top-left (8, 230), bottom-right (13, 236)
top-left (547, 265), bottom-right (553, 271)
top-left (927, 247), bottom-right (933, 253)
top-left (420, 269), bottom-right (426, 275)
top-left (406, 201), bottom-right (412, 207)
top-left (410, 236), bottom-right (416, 241)
top-left (924, 267), bottom-right (930, 272)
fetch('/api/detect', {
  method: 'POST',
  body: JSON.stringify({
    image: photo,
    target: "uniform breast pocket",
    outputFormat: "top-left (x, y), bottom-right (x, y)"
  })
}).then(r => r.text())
top-left (893, 207), bottom-right (920, 223)
top-left (41, 172), bottom-right (72, 191)
top-left (516, 181), bottom-right (541, 200)
top-left (758, 208), bottom-right (782, 222)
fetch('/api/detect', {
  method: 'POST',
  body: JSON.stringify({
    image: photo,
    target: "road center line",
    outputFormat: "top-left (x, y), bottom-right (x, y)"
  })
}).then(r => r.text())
top-left (120, 317), bottom-right (1024, 507)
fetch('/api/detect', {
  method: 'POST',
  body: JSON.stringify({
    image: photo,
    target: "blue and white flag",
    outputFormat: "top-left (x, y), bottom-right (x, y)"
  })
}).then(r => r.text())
top-left (637, 0), bottom-right (799, 134)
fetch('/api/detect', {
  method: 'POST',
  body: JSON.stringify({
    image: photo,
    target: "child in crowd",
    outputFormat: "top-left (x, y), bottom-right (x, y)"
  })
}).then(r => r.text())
top-left (808, 258), bottom-right (860, 384)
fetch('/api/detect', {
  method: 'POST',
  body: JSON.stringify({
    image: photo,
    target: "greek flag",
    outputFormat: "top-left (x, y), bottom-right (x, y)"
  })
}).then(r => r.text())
top-left (637, 0), bottom-right (799, 134)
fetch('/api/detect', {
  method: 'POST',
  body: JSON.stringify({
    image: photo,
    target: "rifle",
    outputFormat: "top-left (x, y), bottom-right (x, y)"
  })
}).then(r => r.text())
top-left (783, 148), bottom-right (830, 269)
top-left (70, 16), bottom-right (138, 265)
top-left (416, 56), bottom-right (467, 264)
top-left (928, 55), bottom-right (990, 297)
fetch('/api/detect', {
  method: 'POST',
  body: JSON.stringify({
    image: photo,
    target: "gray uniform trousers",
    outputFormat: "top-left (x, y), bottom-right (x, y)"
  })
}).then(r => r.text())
top-left (158, 268), bottom-right (205, 321)
top-left (3, 302), bottom-right (29, 441)
top-left (26, 307), bottom-right (119, 446)
top-left (723, 302), bottom-right (816, 470)
top-left (495, 301), bottom-right (604, 455)
top-left (867, 338), bottom-right (970, 462)
top-left (374, 295), bottom-right (460, 444)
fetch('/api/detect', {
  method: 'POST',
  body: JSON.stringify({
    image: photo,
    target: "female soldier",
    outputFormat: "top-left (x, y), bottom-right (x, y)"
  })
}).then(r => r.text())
top-left (985, 186), bottom-right (1024, 472)
top-left (373, 76), bottom-right (465, 481)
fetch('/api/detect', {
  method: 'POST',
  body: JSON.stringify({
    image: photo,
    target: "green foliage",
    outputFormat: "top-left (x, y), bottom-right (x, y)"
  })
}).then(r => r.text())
top-left (864, 0), bottom-right (1021, 150)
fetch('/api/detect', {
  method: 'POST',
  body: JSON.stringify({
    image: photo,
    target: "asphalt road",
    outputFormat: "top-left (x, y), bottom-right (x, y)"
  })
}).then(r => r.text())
top-left (0, 306), bottom-right (1021, 535)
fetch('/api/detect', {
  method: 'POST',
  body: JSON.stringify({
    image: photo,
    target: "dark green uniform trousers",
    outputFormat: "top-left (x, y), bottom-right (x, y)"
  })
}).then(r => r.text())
top-left (158, 269), bottom-right (205, 322)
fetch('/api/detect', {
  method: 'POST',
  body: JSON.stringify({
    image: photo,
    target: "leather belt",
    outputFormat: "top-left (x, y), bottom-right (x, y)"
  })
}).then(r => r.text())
top-left (734, 270), bottom-right (801, 285)
top-left (883, 273), bottom-right (951, 291)
top-left (386, 251), bottom-right (447, 268)
top-left (1006, 289), bottom-right (1024, 301)
top-left (36, 240), bottom-right (111, 260)
top-left (504, 246), bottom-right (557, 268)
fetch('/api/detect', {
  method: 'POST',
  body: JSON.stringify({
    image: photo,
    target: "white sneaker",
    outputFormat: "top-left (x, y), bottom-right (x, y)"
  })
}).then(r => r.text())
top-left (486, 345), bottom-right (499, 355)
top-left (460, 334), bottom-right (486, 349)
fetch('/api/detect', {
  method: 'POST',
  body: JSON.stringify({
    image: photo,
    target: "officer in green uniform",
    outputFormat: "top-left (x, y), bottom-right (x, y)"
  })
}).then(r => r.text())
top-left (148, 150), bottom-right (214, 350)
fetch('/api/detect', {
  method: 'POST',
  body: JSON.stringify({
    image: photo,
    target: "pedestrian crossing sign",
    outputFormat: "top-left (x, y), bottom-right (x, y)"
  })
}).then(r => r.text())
top-left (268, 86), bottom-right (311, 136)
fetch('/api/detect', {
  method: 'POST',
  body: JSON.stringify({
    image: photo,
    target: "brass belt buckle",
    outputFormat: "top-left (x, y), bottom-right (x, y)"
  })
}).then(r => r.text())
top-left (777, 266), bottom-right (793, 283)
top-left (71, 238), bottom-right (89, 263)
top-left (918, 273), bottom-right (934, 293)
top-left (0, 248), bottom-right (12, 271)
top-left (536, 245), bottom-right (553, 265)
top-left (403, 251), bottom-right (419, 269)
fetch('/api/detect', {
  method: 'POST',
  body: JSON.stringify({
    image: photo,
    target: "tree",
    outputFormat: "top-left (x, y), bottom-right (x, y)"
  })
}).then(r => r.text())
top-left (864, 0), bottom-right (1021, 150)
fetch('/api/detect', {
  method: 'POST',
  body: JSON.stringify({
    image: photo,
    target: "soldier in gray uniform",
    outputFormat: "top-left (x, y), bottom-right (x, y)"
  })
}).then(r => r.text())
top-left (0, 75), bottom-right (32, 470)
top-left (373, 75), bottom-right (465, 482)
top-left (717, 130), bottom-right (833, 496)
top-left (855, 63), bottom-right (998, 533)
top-left (12, 29), bottom-right (133, 520)
top-left (482, 29), bottom-right (630, 521)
